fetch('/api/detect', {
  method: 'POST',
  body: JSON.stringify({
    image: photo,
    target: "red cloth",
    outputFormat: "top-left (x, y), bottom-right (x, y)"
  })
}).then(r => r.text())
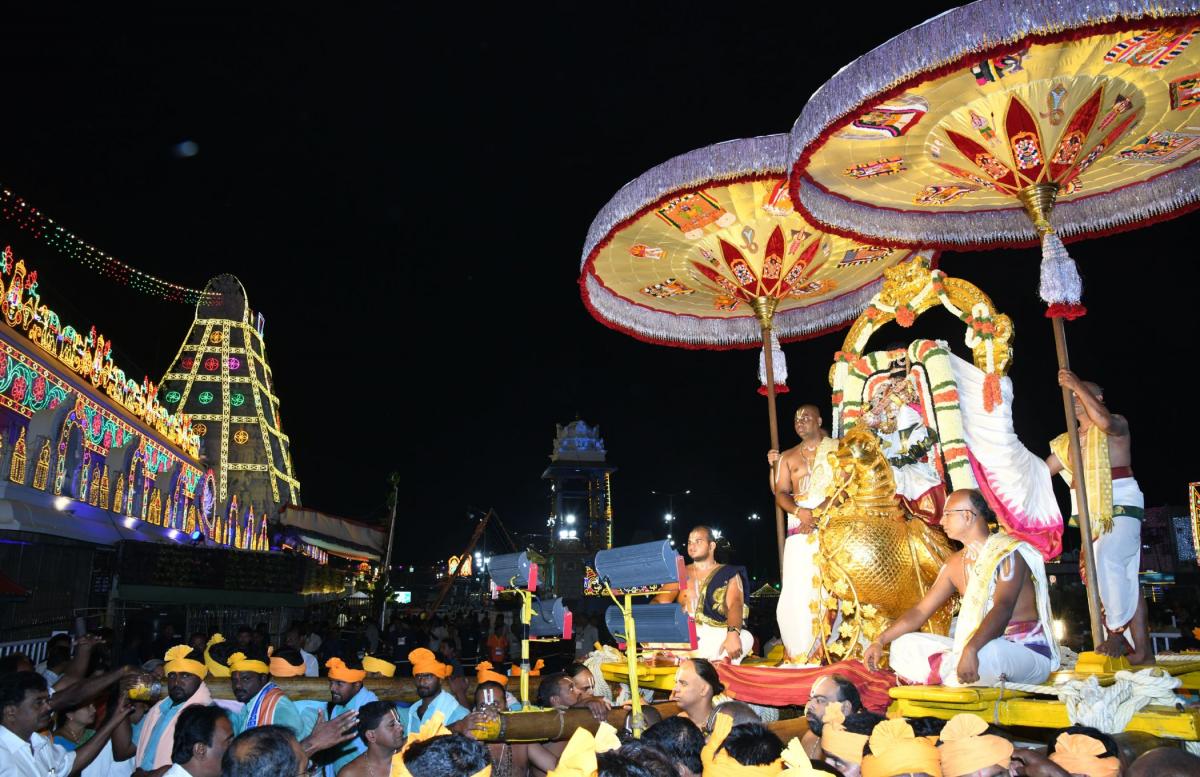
top-left (713, 660), bottom-right (897, 713)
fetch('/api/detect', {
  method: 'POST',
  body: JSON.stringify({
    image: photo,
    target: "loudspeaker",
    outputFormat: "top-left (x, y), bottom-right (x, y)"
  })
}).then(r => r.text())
top-left (593, 540), bottom-right (683, 590)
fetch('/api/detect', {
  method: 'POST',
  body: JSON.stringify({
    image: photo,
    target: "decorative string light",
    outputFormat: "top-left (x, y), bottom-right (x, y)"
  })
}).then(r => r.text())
top-left (0, 186), bottom-right (217, 304)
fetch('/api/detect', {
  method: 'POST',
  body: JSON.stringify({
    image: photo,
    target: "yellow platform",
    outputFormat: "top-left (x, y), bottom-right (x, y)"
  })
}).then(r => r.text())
top-left (600, 662), bottom-right (680, 692)
top-left (888, 654), bottom-right (1200, 740)
top-left (600, 654), bottom-right (779, 693)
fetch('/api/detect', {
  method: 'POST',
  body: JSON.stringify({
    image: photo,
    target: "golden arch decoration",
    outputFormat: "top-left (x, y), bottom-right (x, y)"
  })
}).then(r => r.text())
top-left (834, 256), bottom-right (1013, 379)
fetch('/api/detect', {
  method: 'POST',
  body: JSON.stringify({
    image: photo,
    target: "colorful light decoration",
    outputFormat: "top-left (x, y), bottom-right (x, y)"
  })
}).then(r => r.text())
top-left (159, 276), bottom-right (299, 513)
top-left (0, 247), bottom-right (200, 457)
top-left (0, 187), bottom-right (217, 304)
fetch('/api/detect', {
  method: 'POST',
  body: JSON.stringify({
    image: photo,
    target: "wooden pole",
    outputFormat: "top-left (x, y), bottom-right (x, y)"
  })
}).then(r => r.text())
top-left (1018, 184), bottom-right (1104, 650)
top-left (1052, 317), bottom-right (1104, 649)
top-left (208, 674), bottom-right (547, 703)
top-left (752, 297), bottom-right (786, 577)
top-left (472, 702), bottom-right (810, 743)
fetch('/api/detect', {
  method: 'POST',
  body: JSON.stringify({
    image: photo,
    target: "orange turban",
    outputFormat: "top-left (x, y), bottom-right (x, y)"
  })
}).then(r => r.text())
top-left (1048, 733), bottom-right (1120, 777)
top-left (938, 714), bottom-right (1012, 776)
top-left (701, 712), bottom-right (784, 776)
top-left (510, 659), bottom-right (544, 677)
top-left (325, 657), bottom-right (366, 683)
top-left (545, 722), bottom-right (621, 777)
top-left (270, 655), bottom-right (306, 677)
top-left (820, 706), bottom-right (868, 766)
top-left (860, 719), bottom-right (941, 777)
top-left (164, 645), bottom-right (208, 680)
top-left (476, 661), bottom-right (508, 686)
top-left (363, 655), bottom-right (397, 677)
top-left (408, 648), bottom-right (452, 679)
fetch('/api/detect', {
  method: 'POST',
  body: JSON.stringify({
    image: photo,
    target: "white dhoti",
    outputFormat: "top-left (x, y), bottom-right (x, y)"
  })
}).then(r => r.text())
top-left (694, 623), bottom-right (754, 665)
top-left (892, 532), bottom-right (1060, 687)
top-left (890, 627), bottom-right (1053, 687)
top-left (776, 523), bottom-right (821, 663)
top-left (776, 435), bottom-right (837, 665)
top-left (1075, 477), bottom-right (1144, 640)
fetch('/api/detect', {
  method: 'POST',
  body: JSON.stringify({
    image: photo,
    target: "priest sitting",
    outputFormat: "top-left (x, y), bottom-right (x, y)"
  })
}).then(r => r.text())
top-left (864, 489), bottom-right (1060, 686)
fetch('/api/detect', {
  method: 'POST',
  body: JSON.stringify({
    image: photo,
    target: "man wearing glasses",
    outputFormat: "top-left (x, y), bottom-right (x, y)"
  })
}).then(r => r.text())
top-left (864, 489), bottom-right (1061, 686)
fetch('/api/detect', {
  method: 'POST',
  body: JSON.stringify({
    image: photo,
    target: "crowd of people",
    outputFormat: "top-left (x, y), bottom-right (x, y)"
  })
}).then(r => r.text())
top-left (3, 619), bottom-right (1199, 776)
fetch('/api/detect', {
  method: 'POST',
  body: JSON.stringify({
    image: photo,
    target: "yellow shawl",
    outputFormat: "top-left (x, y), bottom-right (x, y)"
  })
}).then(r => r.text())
top-left (1049, 427), bottom-right (1112, 537)
top-left (952, 532), bottom-right (1060, 676)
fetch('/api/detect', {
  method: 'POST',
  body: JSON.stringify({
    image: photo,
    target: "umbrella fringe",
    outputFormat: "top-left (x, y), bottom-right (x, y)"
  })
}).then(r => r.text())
top-left (796, 160), bottom-right (1200, 249)
top-left (581, 272), bottom-right (886, 349)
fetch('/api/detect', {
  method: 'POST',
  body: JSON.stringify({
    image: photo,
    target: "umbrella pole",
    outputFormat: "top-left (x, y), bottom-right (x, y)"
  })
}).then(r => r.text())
top-left (1020, 184), bottom-right (1104, 650)
top-left (1051, 318), bottom-right (1105, 650)
top-left (752, 297), bottom-right (785, 576)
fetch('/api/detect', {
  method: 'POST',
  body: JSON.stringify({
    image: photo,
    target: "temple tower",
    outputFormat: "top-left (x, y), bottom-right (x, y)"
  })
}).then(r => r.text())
top-left (541, 419), bottom-right (615, 596)
top-left (158, 275), bottom-right (299, 528)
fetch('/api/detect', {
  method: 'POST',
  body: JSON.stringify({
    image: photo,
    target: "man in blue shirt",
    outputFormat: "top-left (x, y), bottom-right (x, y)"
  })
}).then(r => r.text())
top-left (318, 657), bottom-right (378, 776)
top-left (400, 648), bottom-right (493, 736)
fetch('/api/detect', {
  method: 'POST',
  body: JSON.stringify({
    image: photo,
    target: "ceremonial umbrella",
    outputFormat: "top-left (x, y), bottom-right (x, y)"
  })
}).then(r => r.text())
top-left (786, 0), bottom-right (1200, 644)
top-left (580, 133), bottom-right (935, 572)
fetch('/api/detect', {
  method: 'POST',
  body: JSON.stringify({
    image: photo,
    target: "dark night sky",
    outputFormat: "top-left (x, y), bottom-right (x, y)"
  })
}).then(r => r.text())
top-left (0, 5), bottom-right (1194, 569)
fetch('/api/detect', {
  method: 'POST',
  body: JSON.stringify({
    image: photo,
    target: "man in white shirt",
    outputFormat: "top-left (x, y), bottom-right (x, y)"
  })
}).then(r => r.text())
top-left (162, 704), bottom-right (233, 777)
top-left (0, 671), bottom-right (131, 776)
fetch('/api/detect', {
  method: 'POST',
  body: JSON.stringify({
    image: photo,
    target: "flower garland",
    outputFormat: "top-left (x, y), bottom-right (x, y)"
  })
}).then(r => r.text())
top-left (908, 340), bottom-right (977, 493)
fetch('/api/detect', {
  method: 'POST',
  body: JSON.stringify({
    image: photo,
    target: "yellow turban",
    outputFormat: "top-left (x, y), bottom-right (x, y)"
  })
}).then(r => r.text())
top-left (820, 706), bottom-right (868, 766)
top-left (937, 714), bottom-right (1012, 776)
top-left (1048, 733), bottom-right (1120, 777)
top-left (325, 657), bottom-right (367, 683)
top-left (227, 652), bottom-right (270, 674)
top-left (269, 655), bottom-right (306, 677)
top-left (545, 722), bottom-right (622, 777)
top-left (475, 661), bottom-right (509, 687)
top-left (363, 655), bottom-right (397, 677)
top-left (701, 712), bottom-right (784, 776)
top-left (408, 648), bottom-right (452, 679)
top-left (164, 645), bottom-right (208, 680)
top-left (510, 659), bottom-right (545, 677)
top-left (780, 737), bottom-right (818, 774)
top-left (389, 711), bottom-right (493, 777)
top-left (860, 719), bottom-right (941, 777)
top-left (204, 634), bottom-right (230, 678)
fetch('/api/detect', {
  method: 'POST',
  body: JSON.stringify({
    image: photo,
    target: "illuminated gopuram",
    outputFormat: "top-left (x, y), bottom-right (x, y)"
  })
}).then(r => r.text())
top-left (541, 419), bottom-right (615, 597)
top-left (158, 275), bottom-right (299, 537)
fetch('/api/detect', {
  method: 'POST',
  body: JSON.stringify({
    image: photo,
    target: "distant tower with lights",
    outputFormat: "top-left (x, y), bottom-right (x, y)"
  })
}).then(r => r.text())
top-left (157, 275), bottom-right (300, 545)
top-left (542, 419), bottom-right (615, 597)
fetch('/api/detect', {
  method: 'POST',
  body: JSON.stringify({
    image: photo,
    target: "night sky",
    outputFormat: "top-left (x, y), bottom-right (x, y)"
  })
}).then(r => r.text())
top-left (0, 6), bottom-right (1194, 570)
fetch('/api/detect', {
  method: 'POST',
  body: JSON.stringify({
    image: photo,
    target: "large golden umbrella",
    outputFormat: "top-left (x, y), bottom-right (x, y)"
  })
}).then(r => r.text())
top-left (581, 133), bottom-right (935, 572)
top-left (787, 0), bottom-right (1200, 644)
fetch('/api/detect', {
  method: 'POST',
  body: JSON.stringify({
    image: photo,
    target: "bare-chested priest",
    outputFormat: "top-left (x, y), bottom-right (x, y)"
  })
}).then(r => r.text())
top-left (865, 489), bottom-right (1060, 686)
top-left (1047, 369), bottom-right (1150, 663)
top-left (770, 405), bottom-right (838, 663)
top-left (655, 526), bottom-right (754, 663)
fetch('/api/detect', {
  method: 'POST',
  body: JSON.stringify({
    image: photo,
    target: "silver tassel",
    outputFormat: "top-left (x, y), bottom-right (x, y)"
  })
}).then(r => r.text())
top-left (1038, 232), bottom-right (1082, 306)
